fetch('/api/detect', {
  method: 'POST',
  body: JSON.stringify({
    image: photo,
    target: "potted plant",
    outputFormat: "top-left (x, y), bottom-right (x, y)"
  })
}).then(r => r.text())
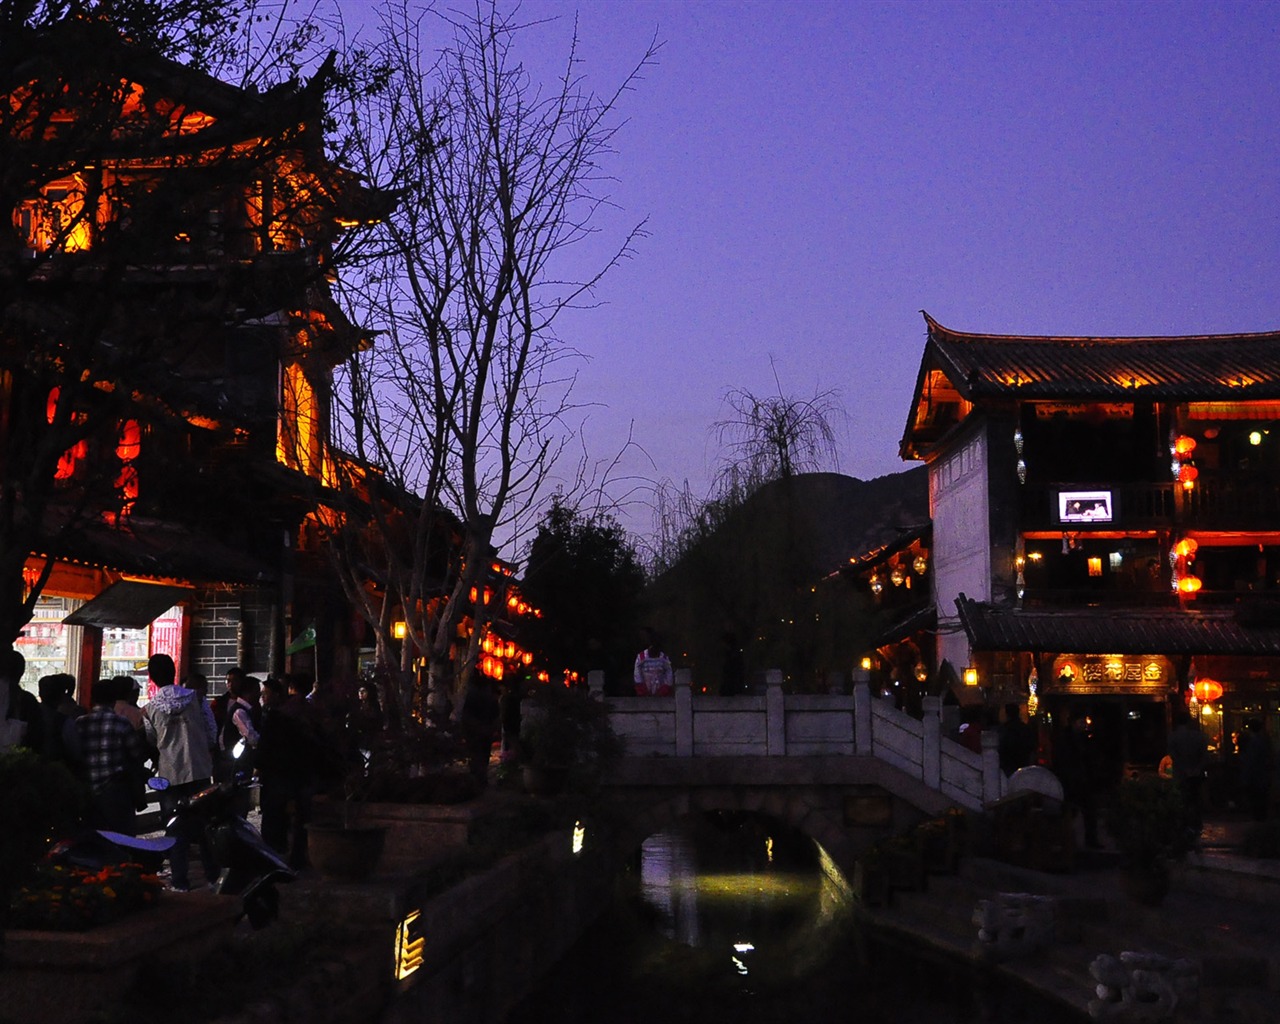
top-left (519, 683), bottom-right (622, 796)
top-left (307, 708), bottom-right (480, 880)
top-left (1102, 775), bottom-right (1195, 905)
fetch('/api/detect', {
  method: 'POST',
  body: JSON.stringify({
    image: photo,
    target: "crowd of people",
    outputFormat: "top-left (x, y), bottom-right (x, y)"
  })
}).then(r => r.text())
top-left (0, 651), bottom-right (407, 890)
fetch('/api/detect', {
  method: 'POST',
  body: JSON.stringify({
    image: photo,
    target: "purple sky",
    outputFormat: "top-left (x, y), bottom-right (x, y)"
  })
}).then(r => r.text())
top-left (352, 1), bottom-right (1280, 542)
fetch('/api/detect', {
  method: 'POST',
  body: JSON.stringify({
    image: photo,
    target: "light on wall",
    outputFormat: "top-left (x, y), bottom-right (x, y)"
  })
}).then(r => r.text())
top-left (963, 666), bottom-right (979, 687)
top-left (392, 621), bottom-right (407, 640)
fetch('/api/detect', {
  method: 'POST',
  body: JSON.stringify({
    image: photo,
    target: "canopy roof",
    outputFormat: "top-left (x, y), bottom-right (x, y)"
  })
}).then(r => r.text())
top-left (901, 312), bottom-right (1280, 459)
top-left (955, 595), bottom-right (1280, 657)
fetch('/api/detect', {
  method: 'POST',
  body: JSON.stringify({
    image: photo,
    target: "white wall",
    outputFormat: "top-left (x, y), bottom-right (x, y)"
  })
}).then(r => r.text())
top-left (929, 430), bottom-right (991, 673)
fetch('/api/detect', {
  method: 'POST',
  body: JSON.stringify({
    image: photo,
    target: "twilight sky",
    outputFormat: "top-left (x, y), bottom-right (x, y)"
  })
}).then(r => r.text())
top-left (346, 0), bottom-right (1280, 545)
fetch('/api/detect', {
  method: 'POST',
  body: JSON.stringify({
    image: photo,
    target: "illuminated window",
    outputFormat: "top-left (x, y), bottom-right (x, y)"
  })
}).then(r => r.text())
top-left (278, 363), bottom-right (322, 477)
top-left (1087, 557), bottom-right (1103, 577)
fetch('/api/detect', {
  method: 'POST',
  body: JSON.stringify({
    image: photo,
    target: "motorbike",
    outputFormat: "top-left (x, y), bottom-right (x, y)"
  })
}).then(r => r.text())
top-left (45, 826), bottom-right (175, 874)
top-left (154, 773), bottom-right (296, 928)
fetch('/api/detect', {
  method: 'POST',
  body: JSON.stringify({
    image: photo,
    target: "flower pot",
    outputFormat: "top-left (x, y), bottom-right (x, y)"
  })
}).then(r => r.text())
top-left (305, 822), bottom-right (387, 881)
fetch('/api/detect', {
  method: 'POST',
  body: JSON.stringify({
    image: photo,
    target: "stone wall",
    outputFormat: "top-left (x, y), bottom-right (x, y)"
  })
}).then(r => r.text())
top-left (189, 587), bottom-right (277, 680)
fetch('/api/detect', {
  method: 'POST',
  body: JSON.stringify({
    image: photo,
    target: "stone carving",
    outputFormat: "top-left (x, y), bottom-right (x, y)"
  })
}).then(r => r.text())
top-left (972, 891), bottom-right (1055, 962)
top-left (1087, 951), bottom-right (1199, 1022)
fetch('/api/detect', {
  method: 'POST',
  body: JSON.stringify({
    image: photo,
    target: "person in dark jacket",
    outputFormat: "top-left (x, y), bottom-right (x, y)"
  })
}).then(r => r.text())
top-left (997, 703), bottom-right (1037, 777)
top-left (257, 676), bottom-right (325, 869)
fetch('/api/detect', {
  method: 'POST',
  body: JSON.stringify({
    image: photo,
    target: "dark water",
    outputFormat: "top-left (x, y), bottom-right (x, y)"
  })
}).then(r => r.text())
top-left (506, 816), bottom-right (1085, 1024)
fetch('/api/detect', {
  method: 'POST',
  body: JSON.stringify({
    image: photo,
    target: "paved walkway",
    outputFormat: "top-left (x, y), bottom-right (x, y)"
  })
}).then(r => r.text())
top-left (858, 810), bottom-right (1280, 1022)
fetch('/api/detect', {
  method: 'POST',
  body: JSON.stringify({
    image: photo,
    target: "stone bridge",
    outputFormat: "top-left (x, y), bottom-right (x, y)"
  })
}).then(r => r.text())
top-left (591, 670), bottom-right (1006, 878)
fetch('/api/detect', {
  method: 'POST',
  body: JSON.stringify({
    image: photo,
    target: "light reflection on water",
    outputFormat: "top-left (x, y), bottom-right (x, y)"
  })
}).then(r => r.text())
top-left (636, 828), bottom-right (835, 982)
top-left (505, 818), bottom-right (1086, 1024)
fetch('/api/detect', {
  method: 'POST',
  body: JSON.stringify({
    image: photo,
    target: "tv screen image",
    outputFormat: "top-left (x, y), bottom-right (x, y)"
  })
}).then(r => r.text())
top-left (1057, 490), bottom-right (1114, 524)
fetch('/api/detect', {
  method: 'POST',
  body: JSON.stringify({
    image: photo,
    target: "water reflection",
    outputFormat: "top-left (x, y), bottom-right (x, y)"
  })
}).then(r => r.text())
top-left (635, 818), bottom-right (842, 986)
top-left (505, 813), bottom-right (1084, 1024)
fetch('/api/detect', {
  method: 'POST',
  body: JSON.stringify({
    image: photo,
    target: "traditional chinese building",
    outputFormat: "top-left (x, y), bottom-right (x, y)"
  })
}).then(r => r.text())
top-left (1, 17), bottom-right (384, 698)
top-left (898, 312), bottom-right (1280, 774)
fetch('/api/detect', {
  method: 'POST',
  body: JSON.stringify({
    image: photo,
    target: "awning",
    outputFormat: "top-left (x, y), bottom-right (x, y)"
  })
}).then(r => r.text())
top-left (63, 581), bottom-right (193, 629)
top-left (954, 594), bottom-right (1280, 657)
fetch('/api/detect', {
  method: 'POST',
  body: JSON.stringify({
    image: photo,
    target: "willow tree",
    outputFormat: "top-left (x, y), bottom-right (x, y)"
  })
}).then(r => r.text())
top-left (328, 2), bottom-right (655, 715)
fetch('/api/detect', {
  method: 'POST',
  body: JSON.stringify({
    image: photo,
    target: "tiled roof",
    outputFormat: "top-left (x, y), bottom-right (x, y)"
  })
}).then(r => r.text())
top-left (955, 596), bottom-right (1280, 657)
top-left (872, 603), bottom-right (936, 648)
top-left (923, 312), bottom-right (1280, 401)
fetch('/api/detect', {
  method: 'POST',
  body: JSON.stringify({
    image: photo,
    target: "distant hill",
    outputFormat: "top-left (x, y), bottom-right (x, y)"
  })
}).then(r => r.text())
top-left (640, 466), bottom-right (929, 692)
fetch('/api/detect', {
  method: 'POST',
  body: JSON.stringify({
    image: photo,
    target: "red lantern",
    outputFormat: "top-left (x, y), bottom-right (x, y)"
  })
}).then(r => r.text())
top-left (1177, 464), bottom-right (1199, 484)
top-left (1178, 575), bottom-right (1202, 595)
top-left (1192, 679), bottom-right (1223, 703)
top-left (1174, 435), bottom-right (1197, 456)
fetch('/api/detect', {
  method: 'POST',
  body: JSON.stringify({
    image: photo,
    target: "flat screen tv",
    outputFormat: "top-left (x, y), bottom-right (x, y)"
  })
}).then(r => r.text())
top-left (1056, 489), bottom-right (1115, 525)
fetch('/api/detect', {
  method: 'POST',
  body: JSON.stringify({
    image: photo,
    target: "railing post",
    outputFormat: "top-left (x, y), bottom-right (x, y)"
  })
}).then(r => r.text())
top-left (765, 669), bottom-right (785, 755)
top-left (852, 674), bottom-right (872, 755)
top-left (587, 669), bottom-right (604, 700)
top-left (674, 667), bottom-right (694, 757)
top-left (980, 729), bottom-right (1002, 805)
top-left (922, 696), bottom-right (942, 788)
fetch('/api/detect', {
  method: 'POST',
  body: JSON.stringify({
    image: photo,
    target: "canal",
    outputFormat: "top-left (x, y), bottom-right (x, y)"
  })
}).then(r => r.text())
top-left (505, 811), bottom-right (1085, 1024)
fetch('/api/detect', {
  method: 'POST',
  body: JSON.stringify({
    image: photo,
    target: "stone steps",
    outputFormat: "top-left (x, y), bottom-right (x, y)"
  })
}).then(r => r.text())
top-left (857, 855), bottom-right (1280, 1023)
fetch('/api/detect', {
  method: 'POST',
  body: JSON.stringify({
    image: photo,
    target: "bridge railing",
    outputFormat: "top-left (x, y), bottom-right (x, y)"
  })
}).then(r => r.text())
top-left (594, 668), bottom-right (1003, 811)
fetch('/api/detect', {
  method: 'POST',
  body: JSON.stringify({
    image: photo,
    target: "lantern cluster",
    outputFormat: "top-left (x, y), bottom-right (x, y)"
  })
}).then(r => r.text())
top-left (868, 547), bottom-right (928, 597)
top-left (479, 630), bottom-right (535, 681)
top-left (1171, 433), bottom-right (1198, 491)
top-left (1170, 535), bottom-right (1201, 596)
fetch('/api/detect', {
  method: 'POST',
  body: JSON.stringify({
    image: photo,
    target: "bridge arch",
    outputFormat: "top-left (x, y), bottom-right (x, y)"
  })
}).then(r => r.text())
top-left (601, 754), bottom-right (964, 881)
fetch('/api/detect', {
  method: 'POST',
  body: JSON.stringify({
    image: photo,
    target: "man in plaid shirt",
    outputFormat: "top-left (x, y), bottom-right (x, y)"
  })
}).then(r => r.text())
top-left (75, 678), bottom-right (146, 835)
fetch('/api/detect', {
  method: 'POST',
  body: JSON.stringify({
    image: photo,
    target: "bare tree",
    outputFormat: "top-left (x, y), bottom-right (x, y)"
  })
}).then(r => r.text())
top-left (326, 2), bottom-right (655, 715)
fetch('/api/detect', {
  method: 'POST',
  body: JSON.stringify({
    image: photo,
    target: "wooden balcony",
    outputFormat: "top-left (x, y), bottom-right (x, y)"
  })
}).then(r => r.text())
top-left (1183, 476), bottom-right (1280, 531)
top-left (1021, 477), bottom-right (1280, 533)
top-left (1019, 482), bottom-right (1175, 531)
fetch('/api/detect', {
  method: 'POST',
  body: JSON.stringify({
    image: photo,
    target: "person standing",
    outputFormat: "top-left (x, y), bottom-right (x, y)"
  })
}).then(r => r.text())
top-left (37, 674), bottom-right (81, 766)
top-left (143, 653), bottom-right (216, 891)
top-left (1168, 707), bottom-right (1210, 835)
top-left (257, 676), bottom-right (318, 870)
top-left (1, 647), bottom-right (41, 752)
top-left (1238, 717), bottom-right (1272, 822)
top-left (634, 628), bottom-right (674, 697)
top-left (1054, 712), bottom-right (1103, 849)
top-left (997, 702), bottom-right (1037, 777)
top-left (461, 676), bottom-right (500, 786)
top-left (75, 679), bottom-right (146, 835)
top-left (217, 672), bottom-right (261, 782)
top-left (112, 675), bottom-right (146, 733)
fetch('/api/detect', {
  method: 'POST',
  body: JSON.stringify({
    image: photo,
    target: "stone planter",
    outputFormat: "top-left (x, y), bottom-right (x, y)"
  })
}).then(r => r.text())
top-left (305, 822), bottom-right (388, 882)
top-left (2, 892), bottom-right (239, 1024)
top-left (311, 796), bottom-right (479, 877)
